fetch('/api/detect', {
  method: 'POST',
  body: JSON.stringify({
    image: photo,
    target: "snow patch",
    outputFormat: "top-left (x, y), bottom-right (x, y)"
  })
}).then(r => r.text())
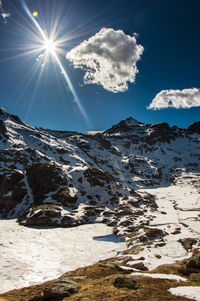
top-left (132, 272), bottom-right (187, 282)
top-left (169, 286), bottom-right (200, 301)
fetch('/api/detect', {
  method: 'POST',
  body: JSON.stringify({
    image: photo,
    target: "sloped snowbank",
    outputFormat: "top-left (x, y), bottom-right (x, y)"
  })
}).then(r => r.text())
top-left (169, 286), bottom-right (200, 301)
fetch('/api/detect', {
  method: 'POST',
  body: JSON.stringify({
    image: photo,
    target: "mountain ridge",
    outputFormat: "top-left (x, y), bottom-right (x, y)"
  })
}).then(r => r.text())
top-left (0, 108), bottom-right (199, 228)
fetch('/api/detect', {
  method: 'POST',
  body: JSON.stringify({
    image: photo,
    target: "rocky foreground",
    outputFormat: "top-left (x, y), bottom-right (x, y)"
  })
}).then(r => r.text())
top-left (1, 251), bottom-right (200, 301)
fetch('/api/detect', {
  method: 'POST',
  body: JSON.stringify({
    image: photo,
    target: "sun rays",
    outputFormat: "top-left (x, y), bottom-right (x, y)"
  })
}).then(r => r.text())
top-left (43, 38), bottom-right (56, 54)
top-left (2, 0), bottom-right (92, 127)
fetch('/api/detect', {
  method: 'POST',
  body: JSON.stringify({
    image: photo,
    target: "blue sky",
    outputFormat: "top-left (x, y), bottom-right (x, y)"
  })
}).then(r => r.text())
top-left (0, 0), bottom-right (199, 133)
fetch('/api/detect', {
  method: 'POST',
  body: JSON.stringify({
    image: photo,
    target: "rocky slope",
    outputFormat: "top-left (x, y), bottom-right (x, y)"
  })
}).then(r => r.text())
top-left (0, 108), bottom-right (199, 232)
top-left (1, 251), bottom-right (200, 301)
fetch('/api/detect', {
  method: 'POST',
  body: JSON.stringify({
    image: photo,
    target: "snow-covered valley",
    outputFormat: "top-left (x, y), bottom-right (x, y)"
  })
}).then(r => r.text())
top-left (0, 221), bottom-right (126, 293)
top-left (0, 183), bottom-right (199, 300)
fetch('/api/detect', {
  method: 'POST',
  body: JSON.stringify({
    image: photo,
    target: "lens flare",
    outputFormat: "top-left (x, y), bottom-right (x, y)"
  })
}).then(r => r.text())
top-left (21, 0), bottom-right (91, 128)
top-left (32, 11), bottom-right (38, 17)
top-left (43, 38), bottom-right (56, 54)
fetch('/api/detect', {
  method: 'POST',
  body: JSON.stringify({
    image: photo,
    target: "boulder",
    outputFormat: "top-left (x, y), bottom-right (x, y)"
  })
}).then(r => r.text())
top-left (130, 262), bottom-right (148, 271)
top-left (18, 204), bottom-right (84, 227)
top-left (179, 238), bottom-right (198, 251)
top-left (154, 254), bottom-right (162, 259)
top-left (18, 204), bottom-right (62, 226)
top-left (43, 279), bottom-right (79, 300)
top-left (138, 227), bottom-right (167, 242)
top-left (113, 276), bottom-right (139, 289)
top-left (186, 253), bottom-right (200, 270)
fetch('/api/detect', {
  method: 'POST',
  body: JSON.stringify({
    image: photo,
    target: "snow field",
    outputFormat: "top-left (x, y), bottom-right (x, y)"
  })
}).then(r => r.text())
top-left (0, 220), bottom-right (126, 293)
top-left (124, 185), bottom-right (200, 270)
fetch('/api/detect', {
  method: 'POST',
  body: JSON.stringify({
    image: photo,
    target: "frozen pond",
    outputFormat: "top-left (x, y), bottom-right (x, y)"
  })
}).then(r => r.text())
top-left (0, 219), bottom-right (126, 293)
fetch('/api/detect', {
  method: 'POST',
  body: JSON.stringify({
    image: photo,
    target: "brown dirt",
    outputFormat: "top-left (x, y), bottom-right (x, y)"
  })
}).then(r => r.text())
top-left (1, 258), bottom-right (200, 301)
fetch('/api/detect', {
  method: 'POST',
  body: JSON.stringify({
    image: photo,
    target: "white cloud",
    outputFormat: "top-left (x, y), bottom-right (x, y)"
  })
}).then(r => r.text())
top-left (66, 28), bottom-right (144, 93)
top-left (147, 88), bottom-right (200, 110)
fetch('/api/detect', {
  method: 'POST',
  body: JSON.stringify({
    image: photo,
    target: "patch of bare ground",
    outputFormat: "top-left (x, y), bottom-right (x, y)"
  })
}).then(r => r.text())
top-left (1, 255), bottom-right (200, 301)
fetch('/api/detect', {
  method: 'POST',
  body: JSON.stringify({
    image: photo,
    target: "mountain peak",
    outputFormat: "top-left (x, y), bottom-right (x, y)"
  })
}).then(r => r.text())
top-left (104, 116), bottom-right (143, 135)
top-left (124, 116), bottom-right (142, 126)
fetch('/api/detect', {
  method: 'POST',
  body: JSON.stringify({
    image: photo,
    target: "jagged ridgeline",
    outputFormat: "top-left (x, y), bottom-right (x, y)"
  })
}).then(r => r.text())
top-left (0, 108), bottom-right (199, 234)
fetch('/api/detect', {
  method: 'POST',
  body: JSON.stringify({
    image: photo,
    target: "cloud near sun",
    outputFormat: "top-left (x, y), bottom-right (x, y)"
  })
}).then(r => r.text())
top-left (66, 28), bottom-right (144, 93)
top-left (147, 88), bottom-right (200, 110)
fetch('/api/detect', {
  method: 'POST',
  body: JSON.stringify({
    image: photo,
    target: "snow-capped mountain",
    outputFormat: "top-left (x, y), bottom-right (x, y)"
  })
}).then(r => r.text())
top-left (0, 108), bottom-right (199, 235)
top-left (1, 108), bottom-right (200, 297)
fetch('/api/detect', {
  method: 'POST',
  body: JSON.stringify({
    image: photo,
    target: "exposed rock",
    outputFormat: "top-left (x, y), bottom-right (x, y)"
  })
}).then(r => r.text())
top-left (113, 276), bottom-right (139, 289)
top-left (179, 238), bottom-right (198, 251)
top-left (128, 227), bottom-right (167, 244)
top-left (53, 188), bottom-right (78, 208)
top-left (171, 227), bottom-right (181, 235)
top-left (91, 134), bottom-right (111, 149)
top-left (0, 120), bottom-right (7, 137)
top-left (2, 256), bottom-right (200, 301)
top-left (186, 253), bottom-right (200, 270)
top-left (42, 279), bottom-right (79, 300)
top-left (130, 262), bottom-right (148, 271)
top-left (0, 170), bottom-right (26, 217)
top-left (83, 167), bottom-right (114, 187)
top-left (18, 204), bottom-right (62, 226)
top-left (105, 117), bottom-right (142, 136)
top-left (145, 122), bottom-right (176, 145)
top-left (61, 215), bottom-right (79, 227)
top-left (83, 205), bottom-right (105, 217)
top-left (155, 242), bottom-right (166, 247)
top-left (187, 121), bottom-right (200, 134)
top-left (0, 109), bottom-right (199, 239)
top-left (154, 254), bottom-right (162, 259)
top-left (26, 164), bottom-right (67, 203)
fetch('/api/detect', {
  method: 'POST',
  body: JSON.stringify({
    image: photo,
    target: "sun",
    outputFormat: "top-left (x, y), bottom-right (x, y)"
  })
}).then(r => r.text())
top-left (43, 38), bottom-right (56, 54)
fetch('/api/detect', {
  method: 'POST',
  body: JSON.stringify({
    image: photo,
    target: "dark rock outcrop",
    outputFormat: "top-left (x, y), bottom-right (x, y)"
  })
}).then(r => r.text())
top-left (84, 167), bottom-right (114, 187)
top-left (53, 188), bottom-right (78, 208)
top-left (186, 253), bottom-right (200, 270)
top-left (130, 262), bottom-right (148, 271)
top-left (43, 279), bottom-right (79, 300)
top-left (92, 134), bottom-right (111, 149)
top-left (145, 122), bottom-right (176, 145)
top-left (26, 164), bottom-right (67, 203)
top-left (113, 276), bottom-right (139, 289)
top-left (18, 204), bottom-right (63, 226)
top-left (187, 121), bottom-right (200, 134)
top-left (0, 120), bottom-right (7, 136)
top-left (0, 170), bottom-right (26, 217)
top-left (179, 238), bottom-right (198, 251)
